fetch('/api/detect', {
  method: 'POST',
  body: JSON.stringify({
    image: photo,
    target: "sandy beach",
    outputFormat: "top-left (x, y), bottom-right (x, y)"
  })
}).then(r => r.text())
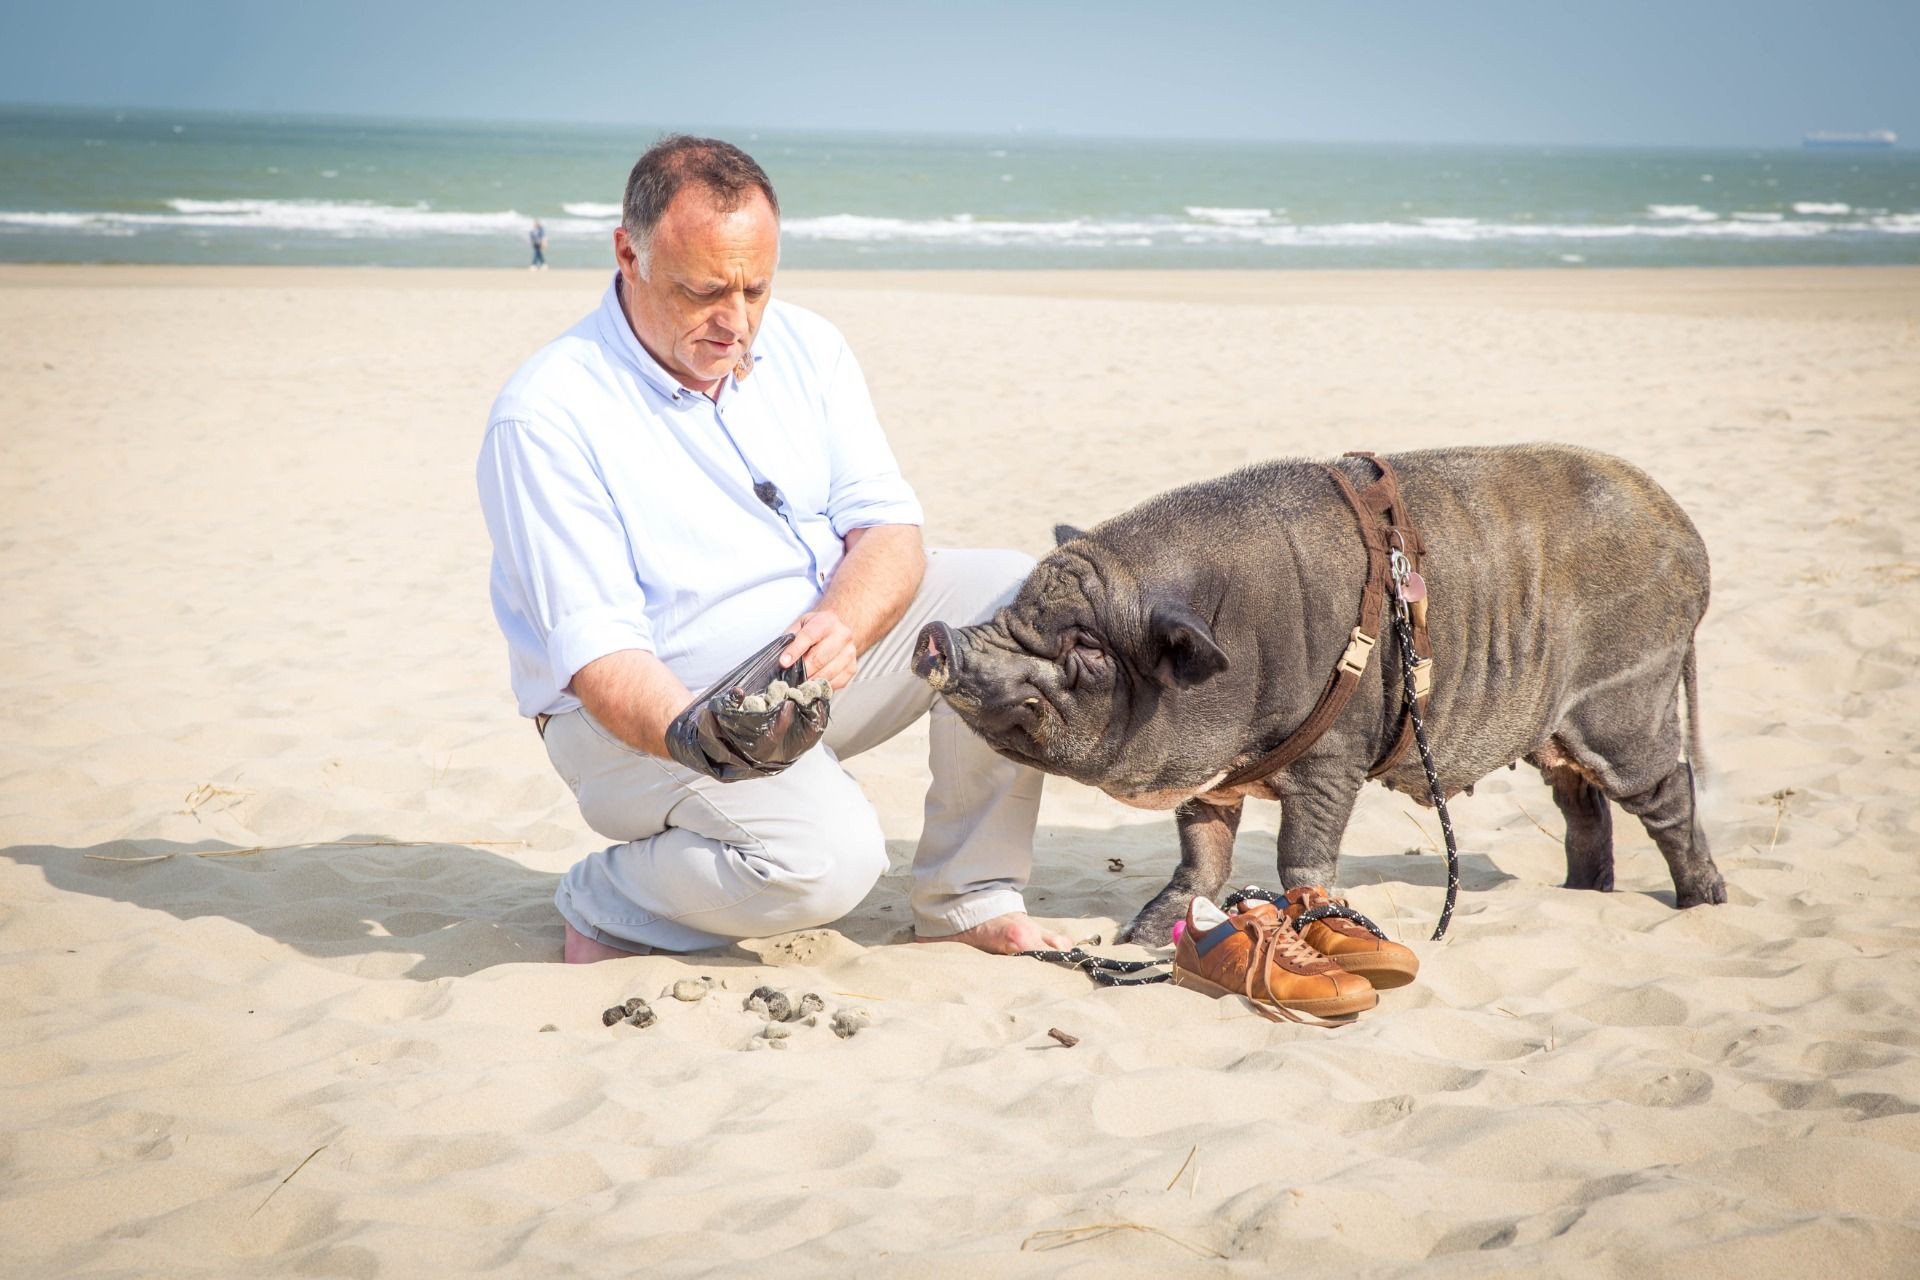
top-left (2, 263), bottom-right (1918, 1276)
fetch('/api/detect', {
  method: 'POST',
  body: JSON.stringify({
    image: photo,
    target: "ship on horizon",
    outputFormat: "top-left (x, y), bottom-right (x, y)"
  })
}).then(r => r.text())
top-left (1803, 129), bottom-right (1898, 150)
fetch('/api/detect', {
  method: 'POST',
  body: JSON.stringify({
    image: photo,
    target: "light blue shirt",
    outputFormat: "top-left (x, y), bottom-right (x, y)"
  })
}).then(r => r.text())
top-left (477, 274), bottom-right (924, 717)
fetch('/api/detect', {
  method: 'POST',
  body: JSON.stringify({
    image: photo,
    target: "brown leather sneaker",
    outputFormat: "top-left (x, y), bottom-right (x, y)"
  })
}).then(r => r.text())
top-left (1276, 886), bottom-right (1420, 990)
top-left (1172, 896), bottom-right (1377, 1023)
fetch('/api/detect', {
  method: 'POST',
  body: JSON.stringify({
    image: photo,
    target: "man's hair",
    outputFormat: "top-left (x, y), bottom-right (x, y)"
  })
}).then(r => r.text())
top-left (621, 135), bottom-right (780, 278)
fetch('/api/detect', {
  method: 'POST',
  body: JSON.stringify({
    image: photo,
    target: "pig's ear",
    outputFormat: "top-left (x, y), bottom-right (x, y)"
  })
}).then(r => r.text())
top-left (1148, 602), bottom-right (1229, 688)
top-left (1053, 523), bottom-right (1089, 547)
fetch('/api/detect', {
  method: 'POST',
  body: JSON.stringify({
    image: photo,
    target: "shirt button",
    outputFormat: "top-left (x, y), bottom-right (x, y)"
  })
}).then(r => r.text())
top-left (817, 572), bottom-right (827, 586)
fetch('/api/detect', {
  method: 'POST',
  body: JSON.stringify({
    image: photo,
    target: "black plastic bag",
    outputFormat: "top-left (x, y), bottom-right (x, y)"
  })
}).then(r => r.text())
top-left (664, 633), bottom-right (832, 782)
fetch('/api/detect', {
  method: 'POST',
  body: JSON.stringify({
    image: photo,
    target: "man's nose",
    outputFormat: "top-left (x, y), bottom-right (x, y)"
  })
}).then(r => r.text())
top-left (714, 290), bottom-right (750, 338)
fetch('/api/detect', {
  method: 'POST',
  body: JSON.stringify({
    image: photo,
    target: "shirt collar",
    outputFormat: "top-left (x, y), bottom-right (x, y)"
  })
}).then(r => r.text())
top-left (596, 271), bottom-right (762, 405)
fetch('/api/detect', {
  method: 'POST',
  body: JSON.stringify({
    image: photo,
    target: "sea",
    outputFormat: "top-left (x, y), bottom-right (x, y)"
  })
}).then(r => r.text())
top-left (3, 106), bottom-right (1918, 270)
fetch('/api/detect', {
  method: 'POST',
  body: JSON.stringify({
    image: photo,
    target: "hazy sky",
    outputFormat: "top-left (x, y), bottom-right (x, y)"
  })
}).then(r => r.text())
top-left (3, 1), bottom-right (1915, 147)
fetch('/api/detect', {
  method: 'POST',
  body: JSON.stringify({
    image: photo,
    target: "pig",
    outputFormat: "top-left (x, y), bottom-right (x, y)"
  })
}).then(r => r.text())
top-left (911, 445), bottom-right (1725, 946)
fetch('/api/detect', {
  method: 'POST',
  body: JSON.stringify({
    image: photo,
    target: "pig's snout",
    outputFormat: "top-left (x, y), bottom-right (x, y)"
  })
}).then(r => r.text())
top-left (914, 622), bottom-right (957, 689)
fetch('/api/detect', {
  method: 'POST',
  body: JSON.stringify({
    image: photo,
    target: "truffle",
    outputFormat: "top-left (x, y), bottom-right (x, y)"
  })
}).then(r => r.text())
top-left (830, 1009), bottom-right (871, 1040)
top-left (789, 679), bottom-right (833, 707)
top-left (744, 985), bottom-right (792, 1023)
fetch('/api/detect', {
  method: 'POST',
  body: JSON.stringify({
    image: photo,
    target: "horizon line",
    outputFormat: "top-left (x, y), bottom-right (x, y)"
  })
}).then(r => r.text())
top-left (0, 98), bottom-right (1886, 155)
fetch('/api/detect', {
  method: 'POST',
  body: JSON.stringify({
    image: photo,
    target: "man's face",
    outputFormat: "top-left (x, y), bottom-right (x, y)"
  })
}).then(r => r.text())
top-left (615, 188), bottom-right (779, 391)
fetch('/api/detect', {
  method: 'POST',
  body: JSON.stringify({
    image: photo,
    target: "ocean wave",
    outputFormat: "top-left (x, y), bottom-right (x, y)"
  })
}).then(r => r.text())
top-left (1184, 205), bottom-right (1275, 225)
top-left (781, 211), bottom-right (1920, 248)
top-left (0, 199), bottom-right (609, 237)
top-left (1647, 204), bottom-right (1717, 221)
top-left (1792, 201), bottom-right (1852, 215)
top-left (3, 200), bottom-right (1917, 248)
top-left (561, 201), bottom-right (622, 219)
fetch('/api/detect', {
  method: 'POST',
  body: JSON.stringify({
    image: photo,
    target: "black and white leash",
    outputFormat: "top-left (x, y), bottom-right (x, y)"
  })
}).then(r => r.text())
top-left (1018, 890), bottom-right (1399, 985)
top-left (1388, 547), bottom-right (1460, 941)
top-left (1016, 946), bottom-right (1171, 986)
top-left (1218, 887), bottom-right (1392, 941)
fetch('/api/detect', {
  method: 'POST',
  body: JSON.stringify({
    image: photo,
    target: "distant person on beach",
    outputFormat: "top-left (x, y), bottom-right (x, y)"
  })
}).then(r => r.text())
top-left (528, 220), bottom-right (547, 269)
top-left (477, 136), bottom-right (1067, 962)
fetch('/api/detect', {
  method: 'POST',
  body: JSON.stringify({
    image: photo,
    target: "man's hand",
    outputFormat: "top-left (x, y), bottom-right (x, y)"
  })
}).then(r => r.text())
top-left (784, 524), bottom-right (926, 692)
top-left (781, 610), bottom-right (859, 690)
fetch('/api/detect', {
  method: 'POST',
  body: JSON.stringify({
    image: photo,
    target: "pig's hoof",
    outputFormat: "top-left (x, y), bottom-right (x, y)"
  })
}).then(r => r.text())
top-left (1676, 874), bottom-right (1727, 908)
top-left (1116, 905), bottom-right (1181, 949)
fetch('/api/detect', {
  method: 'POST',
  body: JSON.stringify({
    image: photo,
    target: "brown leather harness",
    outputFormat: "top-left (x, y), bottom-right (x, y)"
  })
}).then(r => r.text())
top-left (1216, 452), bottom-right (1434, 790)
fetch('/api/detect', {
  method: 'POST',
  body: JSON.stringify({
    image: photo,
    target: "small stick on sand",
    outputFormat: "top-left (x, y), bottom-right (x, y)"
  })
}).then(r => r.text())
top-left (1512, 801), bottom-right (1560, 845)
top-left (1046, 1027), bottom-right (1079, 1048)
top-left (250, 1144), bottom-right (328, 1218)
top-left (1022, 1223), bottom-right (1223, 1259)
top-left (1767, 788), bottom-right (1796, 854)
top-left (1360, 871), bottom-right (1407, 943)
top-left (180, 783), bottom-right (253, 818)
top-left (1164, 1144), bottom-right (1197, 1191)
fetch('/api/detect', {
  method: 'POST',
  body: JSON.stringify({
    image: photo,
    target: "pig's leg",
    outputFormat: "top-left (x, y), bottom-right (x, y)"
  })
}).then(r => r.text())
top-left (1274, 768), bottom-right (1364, 891)
top-left (1541, 764), bottom-right (1615, 891)
top-left (1614, 759), bottom-right (1726, 908)
top-left (1559, 688), bottom-right (1727, 909)
top-left (1117, 798), bottom-right (1242, 946)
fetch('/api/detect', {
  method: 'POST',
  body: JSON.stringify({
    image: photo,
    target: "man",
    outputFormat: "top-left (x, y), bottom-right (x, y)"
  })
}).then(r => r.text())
top-left (477, 136), bottom-right (1071, 962)
top-left (529, 220), bottom-right (548, 269)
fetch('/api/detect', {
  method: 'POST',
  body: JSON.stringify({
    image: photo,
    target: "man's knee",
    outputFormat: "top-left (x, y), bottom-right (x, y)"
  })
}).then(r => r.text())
top-left (930, 547), bottom-right (1037, 625)
top-left (754, 805), bottom-right (890, 929)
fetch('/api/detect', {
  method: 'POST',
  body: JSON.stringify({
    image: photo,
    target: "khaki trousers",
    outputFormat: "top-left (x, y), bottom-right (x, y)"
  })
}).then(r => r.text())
top-left (544, 548), bottom-right (1042, 952)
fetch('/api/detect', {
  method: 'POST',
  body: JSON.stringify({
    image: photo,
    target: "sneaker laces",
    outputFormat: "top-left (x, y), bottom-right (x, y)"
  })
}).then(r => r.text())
top-left (1231, 914), bottom-right (1360, 1028)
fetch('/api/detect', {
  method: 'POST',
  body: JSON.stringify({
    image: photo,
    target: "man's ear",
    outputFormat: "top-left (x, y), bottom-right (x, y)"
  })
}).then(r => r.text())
top-left (1148, 601), bottom-right (1229, 688)
top-left (1053, 523), bottom-right (1089, 547)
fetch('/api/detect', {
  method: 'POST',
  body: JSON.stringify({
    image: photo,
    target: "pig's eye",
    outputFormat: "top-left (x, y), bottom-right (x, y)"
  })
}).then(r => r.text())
top-left (1063, 636), bottom-right (1109, 688)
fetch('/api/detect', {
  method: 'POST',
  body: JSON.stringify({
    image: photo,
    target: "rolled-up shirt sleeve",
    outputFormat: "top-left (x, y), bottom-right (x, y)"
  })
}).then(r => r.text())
top-left (820, 340), bottom-right (924, 537)
top-left (477, 416), bottom-right (653, 693)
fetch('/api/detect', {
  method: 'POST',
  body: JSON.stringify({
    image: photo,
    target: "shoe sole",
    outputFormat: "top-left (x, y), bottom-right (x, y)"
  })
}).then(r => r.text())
top-left (1329, 955), bottom-right (1419, 989)
top-left (1172, 968), bottom-right (1378, 1019)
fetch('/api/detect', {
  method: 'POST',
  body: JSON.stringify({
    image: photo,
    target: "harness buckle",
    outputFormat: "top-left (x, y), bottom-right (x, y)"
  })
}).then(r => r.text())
top-left (1411, 657), bottom-right (1434, 700)
top-left (1338, 627), bottom-right (1376, 678)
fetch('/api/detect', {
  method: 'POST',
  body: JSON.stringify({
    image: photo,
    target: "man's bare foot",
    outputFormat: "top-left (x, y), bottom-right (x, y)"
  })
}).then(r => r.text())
top-left (564, 922), bottom-right (649, 964)
top-left (915, 911), bottom-right (1073, 955)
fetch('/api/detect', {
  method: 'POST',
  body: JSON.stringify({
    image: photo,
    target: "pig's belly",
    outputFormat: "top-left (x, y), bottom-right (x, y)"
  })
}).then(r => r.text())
top-left (1102, 769), bottom-right (1230, 811)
